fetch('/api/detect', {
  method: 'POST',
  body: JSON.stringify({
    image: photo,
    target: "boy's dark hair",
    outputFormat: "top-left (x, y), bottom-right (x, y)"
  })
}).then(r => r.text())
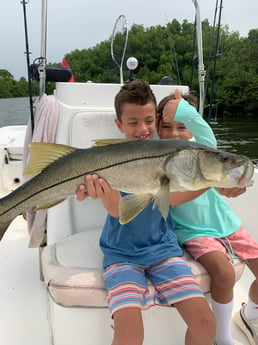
top-left (157, 92), bottom-right (198, 129)
top-left (114, 80), bottom-right (157, 121)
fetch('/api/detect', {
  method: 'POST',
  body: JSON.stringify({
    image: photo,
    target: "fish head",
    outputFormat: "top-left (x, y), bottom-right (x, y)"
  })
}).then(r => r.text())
top-left (165, 147), bottom-right (254, 191)
top-left (205, 150), bottom-right (254, 188)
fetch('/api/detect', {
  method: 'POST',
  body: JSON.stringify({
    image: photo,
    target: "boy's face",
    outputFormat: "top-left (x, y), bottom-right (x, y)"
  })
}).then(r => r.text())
top-left (158, 120), bottom-right (193, 140)
top-left (115, 102), bottom-right (157, 139)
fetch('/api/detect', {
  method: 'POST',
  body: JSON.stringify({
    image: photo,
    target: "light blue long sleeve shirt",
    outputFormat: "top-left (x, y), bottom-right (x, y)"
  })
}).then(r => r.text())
top-left (170, 100), bottom-right (241, 244)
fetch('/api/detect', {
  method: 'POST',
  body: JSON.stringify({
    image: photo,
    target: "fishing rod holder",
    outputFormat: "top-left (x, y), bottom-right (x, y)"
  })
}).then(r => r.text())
top-left (30, 63), bottom-right (73, 82)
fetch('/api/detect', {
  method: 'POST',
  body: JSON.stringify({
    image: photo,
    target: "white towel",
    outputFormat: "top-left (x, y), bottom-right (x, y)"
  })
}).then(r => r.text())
top-left (23, 93), bottom-right (59, 247)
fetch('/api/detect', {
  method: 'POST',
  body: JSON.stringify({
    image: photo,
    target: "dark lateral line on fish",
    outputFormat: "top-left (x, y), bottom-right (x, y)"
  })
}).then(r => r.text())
top-left (0, 151), bottom-right (174, 217)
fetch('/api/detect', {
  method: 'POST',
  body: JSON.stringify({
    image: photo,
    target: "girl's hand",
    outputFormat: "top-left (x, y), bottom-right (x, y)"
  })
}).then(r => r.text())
top-left (163, 89), bottom-right (182, 123)
top-left (215, 187), bottom-right (246, 198)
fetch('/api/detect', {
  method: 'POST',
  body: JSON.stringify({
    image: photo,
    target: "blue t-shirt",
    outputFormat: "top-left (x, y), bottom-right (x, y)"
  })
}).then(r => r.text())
top-left (100, 195), bottom-right (183, 269)
top-left (170, 99), bottom-right (241, 244)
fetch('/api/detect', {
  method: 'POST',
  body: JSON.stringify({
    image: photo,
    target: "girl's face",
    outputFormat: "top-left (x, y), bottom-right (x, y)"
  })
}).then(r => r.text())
top-left (158, 120), bottom-right (193, 140)
top-left (115, 102), bottom-right (157, 140)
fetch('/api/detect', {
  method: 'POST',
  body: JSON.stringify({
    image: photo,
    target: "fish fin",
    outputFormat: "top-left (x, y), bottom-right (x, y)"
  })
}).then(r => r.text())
top-left (36, 199), bottom-right (66, 210)
top-left (92, 139), bottom-right (134, 147)
top-left (119, 194), bottom-right (153, 224)
top-left (153, 175), bottom-right (170, 220)
top-left (24, 142), bottom-right (77, 176)
top-left (0, 220), bottom-right (13, 241)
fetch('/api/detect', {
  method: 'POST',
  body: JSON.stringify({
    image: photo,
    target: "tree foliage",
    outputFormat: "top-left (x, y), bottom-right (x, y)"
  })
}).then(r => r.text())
top-left (1, 20), bottom-right (258, 117)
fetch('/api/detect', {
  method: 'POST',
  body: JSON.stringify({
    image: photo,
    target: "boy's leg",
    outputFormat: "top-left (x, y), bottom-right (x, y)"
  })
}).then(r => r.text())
top-left (112, 307), bottom-right (144, 345)
top-left (147, 257), bottom-right (215, 344)
top-left (103, 263), bottom-right (150, 345)
top-left (175, 297), bottom-right (216, 345)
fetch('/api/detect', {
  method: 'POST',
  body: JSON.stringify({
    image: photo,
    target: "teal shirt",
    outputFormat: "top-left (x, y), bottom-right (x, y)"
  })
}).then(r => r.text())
top-left (170, 100), bottom-right (241, 244)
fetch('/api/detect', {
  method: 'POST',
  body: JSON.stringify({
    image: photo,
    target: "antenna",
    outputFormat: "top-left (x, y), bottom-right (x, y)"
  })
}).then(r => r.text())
top-left (111, 15), bottom-right (129, 84)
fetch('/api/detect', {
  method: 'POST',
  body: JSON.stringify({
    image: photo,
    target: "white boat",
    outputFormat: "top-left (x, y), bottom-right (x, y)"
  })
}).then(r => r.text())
top-left (0, 1), bottom-right (257, 345)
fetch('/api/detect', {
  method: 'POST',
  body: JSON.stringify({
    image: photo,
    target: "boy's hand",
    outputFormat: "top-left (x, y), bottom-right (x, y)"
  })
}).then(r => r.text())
top-left (76, 174), bottom-right (120, 217)
top-left (163, 89), bottom-right (182, 123)
top-left (76, 174), bottom-right (112, 201)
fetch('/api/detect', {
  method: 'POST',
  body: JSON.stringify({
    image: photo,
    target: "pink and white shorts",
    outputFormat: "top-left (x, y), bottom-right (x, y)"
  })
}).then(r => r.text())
top-left (184, 226), bottom-right (258, 261)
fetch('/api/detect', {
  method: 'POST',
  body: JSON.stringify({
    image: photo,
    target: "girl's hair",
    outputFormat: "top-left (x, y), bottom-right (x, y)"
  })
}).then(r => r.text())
top-left (114, 80), bottom-right (157, 121)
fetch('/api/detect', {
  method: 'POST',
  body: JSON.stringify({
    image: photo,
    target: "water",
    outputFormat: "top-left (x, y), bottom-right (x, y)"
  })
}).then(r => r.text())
top-left (0, 97), bottom-right (258, 163)
top-left (210, 118), bottom-right (258, 164)
top-left (0, 97), bottom-right (31, 126)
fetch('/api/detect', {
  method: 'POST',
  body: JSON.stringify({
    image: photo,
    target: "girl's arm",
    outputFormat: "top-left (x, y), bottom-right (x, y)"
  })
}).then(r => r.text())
top-left (163, 97), bottom-right (217, 148)
top-left (175, 99), bottom-right (217, 148)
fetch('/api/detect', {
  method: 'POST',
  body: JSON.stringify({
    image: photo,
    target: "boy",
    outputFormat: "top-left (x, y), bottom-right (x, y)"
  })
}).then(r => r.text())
top-left (77, 80), bottom-right (216, 345)
top-left (158, 90), bottom-right (258, 345)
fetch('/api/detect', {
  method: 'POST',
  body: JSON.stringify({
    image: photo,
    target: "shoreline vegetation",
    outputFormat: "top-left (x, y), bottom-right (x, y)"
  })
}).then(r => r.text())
top-left (0, 19), bottom-right (258, 118)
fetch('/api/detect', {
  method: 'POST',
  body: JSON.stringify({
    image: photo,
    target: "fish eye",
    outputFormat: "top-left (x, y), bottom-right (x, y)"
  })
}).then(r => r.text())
top-left (218, 154), bottom-right (230, 163)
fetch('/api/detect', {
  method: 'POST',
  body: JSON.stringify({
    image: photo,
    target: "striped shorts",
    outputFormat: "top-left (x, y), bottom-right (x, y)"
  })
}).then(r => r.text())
top-left (103, 257), bottom-right (204, 316)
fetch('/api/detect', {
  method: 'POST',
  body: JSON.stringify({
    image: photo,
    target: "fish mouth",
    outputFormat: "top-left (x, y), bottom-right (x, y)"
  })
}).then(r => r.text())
top-left (229, 160), bottom-right (254, 187)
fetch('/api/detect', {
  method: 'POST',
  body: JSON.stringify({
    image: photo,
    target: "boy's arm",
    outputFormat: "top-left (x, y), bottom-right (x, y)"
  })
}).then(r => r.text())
top-left (76, 174), bottom-right (120, 217)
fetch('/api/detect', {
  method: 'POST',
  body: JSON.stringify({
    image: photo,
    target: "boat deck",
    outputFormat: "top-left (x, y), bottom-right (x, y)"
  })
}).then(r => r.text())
top-left (0, 215), bottom-right (253, 345)
top-left (0, 216), bottom-right (51, 345)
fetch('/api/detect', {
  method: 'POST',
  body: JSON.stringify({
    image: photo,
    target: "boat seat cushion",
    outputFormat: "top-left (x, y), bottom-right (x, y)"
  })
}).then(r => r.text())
top-left (42, 229), bottom-right (245, 308)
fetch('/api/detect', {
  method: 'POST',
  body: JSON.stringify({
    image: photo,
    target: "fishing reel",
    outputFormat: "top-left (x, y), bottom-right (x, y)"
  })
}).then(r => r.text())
top-left (30, 61), bottom-right (73, 82)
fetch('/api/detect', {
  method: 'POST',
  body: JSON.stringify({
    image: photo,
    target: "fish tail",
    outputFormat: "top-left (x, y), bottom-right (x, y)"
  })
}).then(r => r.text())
top-left (0, 220), bottom-right (13, 241)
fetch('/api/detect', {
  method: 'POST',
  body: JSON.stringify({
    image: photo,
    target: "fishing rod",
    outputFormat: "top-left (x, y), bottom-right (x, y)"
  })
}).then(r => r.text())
top-left (39, 0), bottom-right (47, 98)
top-left (21, 0), bottom-right (34, 132)
top-left (189, 16), bottom-right (197, 91)
top-left (208, 0), bottom-right (223, 121)
top-left (203, 0), bottom-right (218, 116)
top-left (192, 0), bottom-right (206, 116)
top-left (165, 17), bottom-right (181, 85)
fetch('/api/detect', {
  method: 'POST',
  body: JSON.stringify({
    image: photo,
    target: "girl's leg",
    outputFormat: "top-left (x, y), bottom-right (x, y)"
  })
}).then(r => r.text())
top-left (175, 297), bottom-right (216, 345)
top-left (198, 251), bottom-right (235, 303)
top-left (198, 251), bottom-right (235, 345)
top-left (234, 258), bottom-right (258, 345)
top-left (112, 307), bottom-right (144, 345)
top-left (246, 257), bottom-right (258, 305)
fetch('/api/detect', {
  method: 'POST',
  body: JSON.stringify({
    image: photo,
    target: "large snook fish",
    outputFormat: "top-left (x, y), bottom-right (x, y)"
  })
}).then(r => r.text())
top-left (0, 139), bottom-right (254, 240)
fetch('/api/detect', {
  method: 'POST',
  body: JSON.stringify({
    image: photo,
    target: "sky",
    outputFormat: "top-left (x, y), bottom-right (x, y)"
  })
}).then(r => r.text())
top-left (1, 0), bottom-right (258, 80)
